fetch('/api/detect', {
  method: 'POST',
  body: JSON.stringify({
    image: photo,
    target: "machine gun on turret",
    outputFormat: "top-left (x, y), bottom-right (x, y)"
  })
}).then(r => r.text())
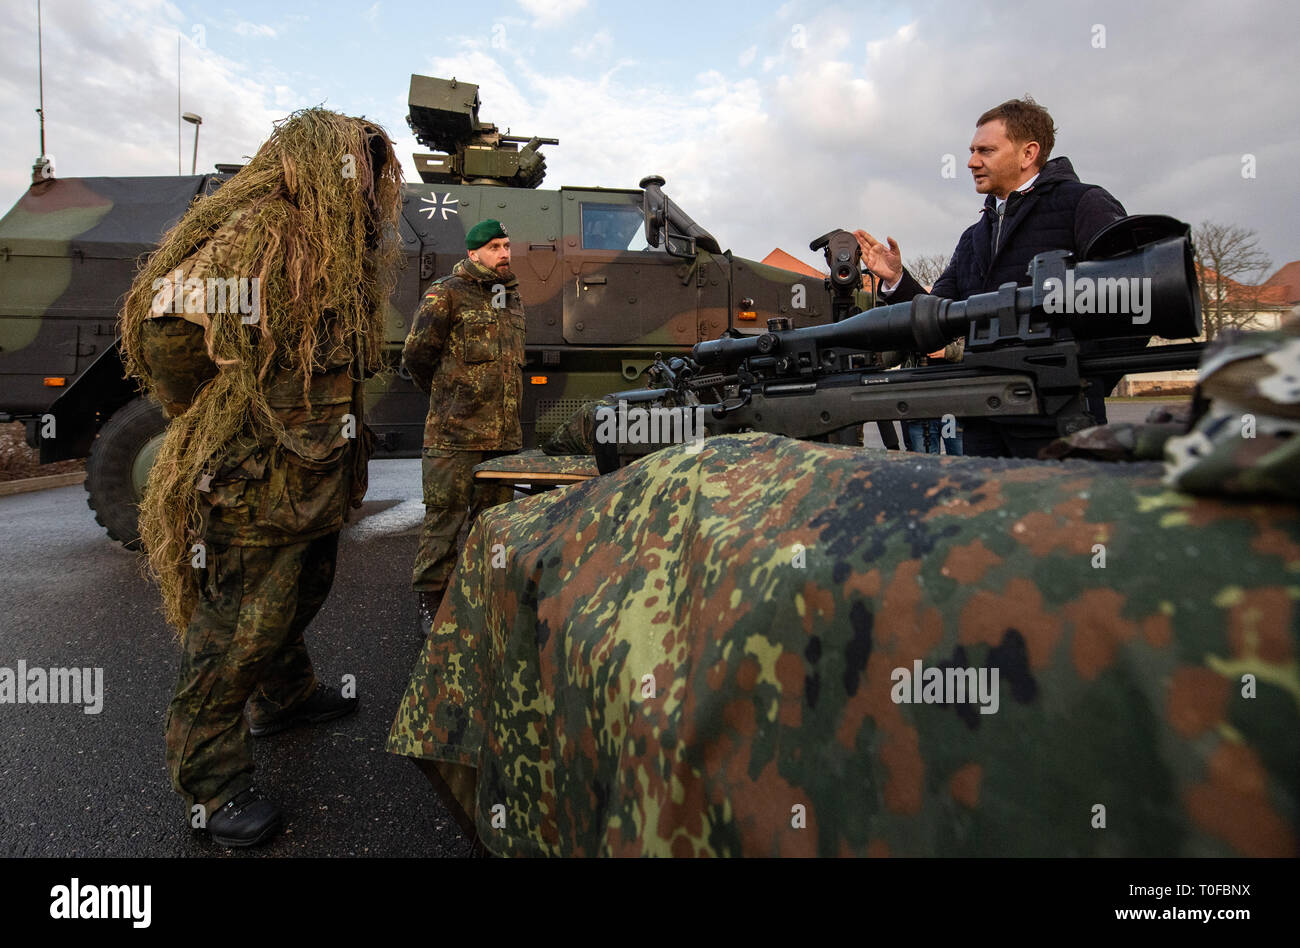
top-left (407, 75), bottom-right (558, 188)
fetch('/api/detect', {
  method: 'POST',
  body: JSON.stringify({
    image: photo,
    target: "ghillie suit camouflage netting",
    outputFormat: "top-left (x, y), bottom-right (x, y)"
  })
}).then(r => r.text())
top-left (119, 108), bottom-right (402, 633)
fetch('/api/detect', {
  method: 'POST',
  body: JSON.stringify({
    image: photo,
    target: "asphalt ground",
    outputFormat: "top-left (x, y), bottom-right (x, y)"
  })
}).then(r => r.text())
top-left (0, 400), bottom-right (1173, 858)
top-left (0, 458), bottom-right (473, 858)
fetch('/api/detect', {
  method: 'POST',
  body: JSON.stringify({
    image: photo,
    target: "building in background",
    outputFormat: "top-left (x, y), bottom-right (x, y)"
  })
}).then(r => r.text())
top-left (1118, 260), bottom-right (1297, 396)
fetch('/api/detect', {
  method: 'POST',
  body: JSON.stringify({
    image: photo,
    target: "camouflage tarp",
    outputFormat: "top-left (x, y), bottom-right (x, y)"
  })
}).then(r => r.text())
top-left (388, 431), bottom-right (1299, 856)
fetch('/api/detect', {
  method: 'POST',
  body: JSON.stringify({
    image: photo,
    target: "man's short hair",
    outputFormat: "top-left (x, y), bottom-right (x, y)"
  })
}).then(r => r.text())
top-left (977, 96), bottom-right (1056, 167)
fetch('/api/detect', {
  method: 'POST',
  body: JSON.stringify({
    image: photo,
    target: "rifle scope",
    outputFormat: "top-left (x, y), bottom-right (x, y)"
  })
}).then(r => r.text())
top-left (694, 223), bottom-right (1200, 368)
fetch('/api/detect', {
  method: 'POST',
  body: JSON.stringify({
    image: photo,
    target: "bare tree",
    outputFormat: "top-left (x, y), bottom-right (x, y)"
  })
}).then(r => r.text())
top-left (906, 253), bottom-right (950, 291)
top-left (1192, 221), bottom-right (1273, 341)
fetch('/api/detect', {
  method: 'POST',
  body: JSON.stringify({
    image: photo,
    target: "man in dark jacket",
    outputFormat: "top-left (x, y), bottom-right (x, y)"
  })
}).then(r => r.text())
top-left (855, 97), bottom-right (1128, 457)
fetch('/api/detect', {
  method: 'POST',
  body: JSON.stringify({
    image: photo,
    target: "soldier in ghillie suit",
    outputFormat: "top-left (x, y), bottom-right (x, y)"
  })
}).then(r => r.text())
top-left (403, 218), bottom-right (526, 632)
top-left (119, 109), bottom-right (402, 847)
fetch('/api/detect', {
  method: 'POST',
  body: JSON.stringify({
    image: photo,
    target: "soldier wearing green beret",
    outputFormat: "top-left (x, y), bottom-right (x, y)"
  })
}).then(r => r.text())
top-left (403, 219), bottom-right (526, 630)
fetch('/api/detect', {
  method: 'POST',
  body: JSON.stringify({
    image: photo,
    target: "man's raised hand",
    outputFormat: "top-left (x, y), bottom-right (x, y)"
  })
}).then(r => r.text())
top-left (853, 229), bottom-right (903, 284)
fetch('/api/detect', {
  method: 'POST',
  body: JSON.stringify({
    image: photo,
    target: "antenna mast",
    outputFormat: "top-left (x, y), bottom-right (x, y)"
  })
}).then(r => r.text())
top-left (37, 0), bottom-right (46, 157)
top-left (177, 35), bottom-right (182, 174)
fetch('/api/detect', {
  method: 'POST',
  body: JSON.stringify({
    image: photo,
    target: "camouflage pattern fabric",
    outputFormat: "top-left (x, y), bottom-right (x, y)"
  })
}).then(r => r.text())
top-left (1043, 403), bottom-right (1195, 463)
top-left (541, 398), bottom-right (610, 456)
top-left (142, 318), bottom-right (369, 816)
top-left (474, 450), bottom-right (598, 479)
top-left (1165, 321), bottom-right (1300, 501)
top-left (402, 257), bottom-right (527, 451)
top-left (139, 317), bottom-right (370, 547)
top-left (411, 449), bottom-right (515, 594)
top-left (389, 431), bottom-right (1299, 856)
top-left (199, 352), bottom-right (365, 548)
top-left (1041, 422), bottom-right (1184, 462)
top-left (166, 533), bottom-right (337, 815)
top-left (139, 316), bottom-right (219, 417)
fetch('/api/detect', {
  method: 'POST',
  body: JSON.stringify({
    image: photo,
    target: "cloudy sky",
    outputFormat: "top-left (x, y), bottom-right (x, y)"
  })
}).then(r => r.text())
top-left (1, 0), bottom-right (1297, 275)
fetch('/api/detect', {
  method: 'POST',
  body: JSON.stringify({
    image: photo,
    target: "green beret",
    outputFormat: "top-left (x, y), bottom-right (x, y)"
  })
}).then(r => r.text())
top-left (466, 218), bottom-right (508, 250)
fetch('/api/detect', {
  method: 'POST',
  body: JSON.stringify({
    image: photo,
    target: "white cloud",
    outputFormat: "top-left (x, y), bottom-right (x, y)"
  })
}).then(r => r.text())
top-left (0, 0), bottom-right (288, 200)
top-left (866, 21), bottom-right (915, 63)
top-left (429, 0), bottom-right (1299, 273)
top-left (1, 0), bottom-right (1297, 277)
top-left (517, 0), bottom-right (588, 27)
top-left (570, 29), bottom-right (613, 61)
top-left (233, 21), bottom-right (277, 39)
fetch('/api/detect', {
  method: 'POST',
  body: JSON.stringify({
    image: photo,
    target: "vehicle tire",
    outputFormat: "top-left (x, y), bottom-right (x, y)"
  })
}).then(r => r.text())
top-left (85, 396), bottom-right (168, 549)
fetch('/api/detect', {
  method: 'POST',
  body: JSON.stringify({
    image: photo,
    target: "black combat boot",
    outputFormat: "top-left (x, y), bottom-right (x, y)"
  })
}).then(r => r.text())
top-left (207, 787), bottom-right (282, 848)
top-left (248, 683), bottom-right (359, 737)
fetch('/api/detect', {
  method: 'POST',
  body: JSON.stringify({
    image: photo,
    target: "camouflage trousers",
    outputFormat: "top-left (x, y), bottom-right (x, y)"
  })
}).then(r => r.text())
top-left (411, 448), bottom-right (514, 595)
top-left (164, 532), bottom-right (339, 817)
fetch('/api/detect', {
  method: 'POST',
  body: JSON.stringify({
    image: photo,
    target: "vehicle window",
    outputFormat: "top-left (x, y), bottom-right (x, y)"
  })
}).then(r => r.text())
top-left (580, 203), bottom-right (658, 252)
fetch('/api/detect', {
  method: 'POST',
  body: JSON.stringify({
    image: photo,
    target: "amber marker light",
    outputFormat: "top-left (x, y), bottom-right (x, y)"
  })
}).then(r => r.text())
top-left (530, 375), bottom-right (549, 385)
top-left (43, 377), bottom-right (66, 386)
top-left (737, 296), bottom-right (757, 320)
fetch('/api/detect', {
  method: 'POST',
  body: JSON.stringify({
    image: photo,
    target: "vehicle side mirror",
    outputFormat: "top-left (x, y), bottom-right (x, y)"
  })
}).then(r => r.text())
top-left (640, 174), bottom-right (666, 248)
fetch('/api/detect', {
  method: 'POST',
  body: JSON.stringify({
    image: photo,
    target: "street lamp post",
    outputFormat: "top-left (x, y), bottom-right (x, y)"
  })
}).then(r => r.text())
top-left (182, 112), bottom-right (202, 175)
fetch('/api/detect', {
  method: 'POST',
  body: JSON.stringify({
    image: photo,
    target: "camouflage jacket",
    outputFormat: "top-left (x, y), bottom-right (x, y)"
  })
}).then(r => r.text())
top-left (202, 345), bottom-right (368, 547)
top-left (141, 314), bottom-right (369, 548)
top-left (402, 258), bottom-right (526, 451)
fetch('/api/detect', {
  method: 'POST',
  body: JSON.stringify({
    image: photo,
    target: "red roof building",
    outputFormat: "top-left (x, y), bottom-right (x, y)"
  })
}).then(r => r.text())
top-left (1263, 261), bottom-right (1300, 306)
top-left (762, 248), bottom-right (825, 279)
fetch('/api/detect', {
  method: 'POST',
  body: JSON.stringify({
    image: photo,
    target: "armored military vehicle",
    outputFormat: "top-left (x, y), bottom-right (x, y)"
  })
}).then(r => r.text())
top-left (0, 75), bottom-right (826, 546)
